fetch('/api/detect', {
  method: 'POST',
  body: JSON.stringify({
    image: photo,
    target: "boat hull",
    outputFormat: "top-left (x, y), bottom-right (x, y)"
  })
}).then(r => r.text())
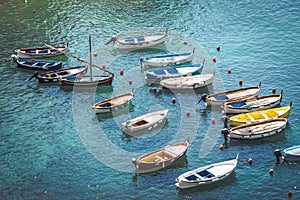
top-left (229, 118), bottom-right (287, 140)
top-left (59, 74), bottom-right (114, 87)
top-left (283, 145), bottom-right (300, 162)
top-left (223, 93), bottom-right (282, 114)
top-left (15, 45), bottom-right (68, 59)
top-left (121, 110), bottom-right (168, 135)
top-left (16, 60), bottom-right (62, 71)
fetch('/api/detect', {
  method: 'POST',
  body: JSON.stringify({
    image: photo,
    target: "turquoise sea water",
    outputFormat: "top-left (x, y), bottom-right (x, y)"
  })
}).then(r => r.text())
top-left (1, 0), bottom-right (299, 199)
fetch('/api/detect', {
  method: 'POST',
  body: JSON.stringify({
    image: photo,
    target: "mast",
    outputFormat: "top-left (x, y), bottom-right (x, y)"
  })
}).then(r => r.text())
top-left (89, 35), bottom-right (93, 82)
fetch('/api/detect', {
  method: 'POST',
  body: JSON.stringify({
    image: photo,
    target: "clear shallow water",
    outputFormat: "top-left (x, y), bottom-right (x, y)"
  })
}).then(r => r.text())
top-left (1, 0), bottom-right (300, 199)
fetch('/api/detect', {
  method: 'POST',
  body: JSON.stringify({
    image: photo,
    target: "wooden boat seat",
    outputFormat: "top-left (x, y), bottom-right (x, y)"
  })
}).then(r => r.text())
top-left (154, 155), bottom-right (165, 162)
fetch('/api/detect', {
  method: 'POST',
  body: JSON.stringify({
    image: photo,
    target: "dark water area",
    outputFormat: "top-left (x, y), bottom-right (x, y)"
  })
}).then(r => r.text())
top-left (1, 0), bottom-right (299, 199)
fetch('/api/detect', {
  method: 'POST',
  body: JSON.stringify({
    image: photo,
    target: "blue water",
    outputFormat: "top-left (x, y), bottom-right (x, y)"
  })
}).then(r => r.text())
top-left (1, 0), bottom-right (300, 199)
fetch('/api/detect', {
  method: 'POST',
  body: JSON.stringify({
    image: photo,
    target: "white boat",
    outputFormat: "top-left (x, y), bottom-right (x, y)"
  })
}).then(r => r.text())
top-left (175, 154), bottom-right (238, 189)
top-left (132, 141), bottom-right (189, 173)
top-left (92, 92), bottom-right (134, 114)
top-left (274, 145), bottom-right (300, 162)
top-left (145, 63), bottom-right (204, 84)
top-left (229, 118), bottom-right (287, 140)
top-left (105, 28), bottom-right (168, 49)
top-left (15, 44), bottom-right (68, 59)
top-left (223, 91), bottom-right (283, 114)
top-left (159, 71), bottom-right (215, 90)
top-left (121, 109), bottom-right (168, 136)
top-left (141, 48), bottom-right (195, 68)
top-left (198, 82), bottom-right (261, 106)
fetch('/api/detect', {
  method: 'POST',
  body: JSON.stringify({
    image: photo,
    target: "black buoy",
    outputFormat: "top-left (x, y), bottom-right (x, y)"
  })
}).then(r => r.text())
top-left (221, 128), bottom-right (229, 142)
top-left (274, 149), bottom-right (282, 163)
top-left (27, 71), bottom-right (39, 81)
top-left (140, 57), bottom-right (144, 68)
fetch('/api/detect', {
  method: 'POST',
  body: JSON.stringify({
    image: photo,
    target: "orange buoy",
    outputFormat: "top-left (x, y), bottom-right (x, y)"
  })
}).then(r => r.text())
top-left (227, 68), bottom-right (232, 74)
top-left (216, 45), bottom-right (220, 51)
top-left (93, 52), bottom-right (97, 57)
top-left (129, 80), bottom-right (132, 85)
top-left (57, 31), bottom-right (61, 35)
top-left (272, 88), bottom-right (276, 94)
top-left (212, 57), bottom-right (217, 63)
top-left (172, 98), bottom-right (176, 104)
top-left (248, 158), bottom-right (253, 164)
top-left (102, 64), bottom-right (106, 69)
top-left (211, 118), bottom-right (216, 124)
top-left (219, 144), bottom-right (224, 150)
top-left (239, 80), bottom-right (243, 86)
top-left (288, 191), bottom-right (293, 197)
top-left (120, 69), bottom-right (124, 76)
top-left (186, 112), bottom-right (190, 117)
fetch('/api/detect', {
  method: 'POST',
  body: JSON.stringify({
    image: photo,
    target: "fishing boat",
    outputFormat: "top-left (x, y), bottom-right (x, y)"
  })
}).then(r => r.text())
top-left (159, 71), bottom-right (215, 90)
top-left (145, 63), bottom-right (204, 84)
top-left (15, 44), bottom-right (68, 59)
top-left (92, 92), bottom-right (134, 114)
top-left (274, 145), bottom-right (300, 162)
top-left (132, 141), bottom-right (189, 173)
top-left (141, 48), bottom-right (195, 68)
top-left (28, 65), bottom-right (88, 83)
top-left (229, 102), bottom-right (292, 127)
top-left (105, 28), bottom-right (168, 49)
top-left (197, 82), bottom-right (261, 106)
top-left (45, 37), bottom-right (115, 87)
top-left (9, 54), bottom-right (62, 71)
top-left (229, 118), bottom-right (287, 140)
top-left (175, 154), bottom-right (238, 189)
top-left (121, 109), bottom-right (168, 136)
top-left (223, 91), bottom-right (283, 114)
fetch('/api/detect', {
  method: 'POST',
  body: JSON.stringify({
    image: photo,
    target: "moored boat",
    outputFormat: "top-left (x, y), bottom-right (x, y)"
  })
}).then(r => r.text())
top-left (15, 44), bottom-right (68, 59)
top-left (229, 118), bottom-right (287, 140)
top-left (145, 63), bottom-right (204, 84)
top-left (9, 54), bottom-right (62, 71)
top-left (274, 145), bottom-right (300, 162)
top-left (132, 141), bottom-right (189, 173)
top-left (105, 28), bottom-right (168, 49)
top-left (229, 102), bottom-right (292, 127)
top-left (141, 48), bottom-right (195, 68)
top-left (197, 82), bottom-right (261, 106)
top-left (121, 109), bottom-right (168, 136)
top-left (159, 71), bottom-right (215, 90)
top-left (223, 91), bottom-right (283, 114)
top-left (59, 73), bottom-right (114, 87)
top-left (92, 92), bottom-right (134, 114)
top-left (28, 65), bottom-right (88, 83)
top-left (175, 154), bottom-right (238, 189)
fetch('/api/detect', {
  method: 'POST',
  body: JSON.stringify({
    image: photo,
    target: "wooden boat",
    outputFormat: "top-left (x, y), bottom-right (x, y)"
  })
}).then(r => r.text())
top-left (274, 145), bottom-right (300, 163)
top-left (9, 54), bottom-right (62, 71)
top-left (145, 63), bottom-right (204, 84)
top-left (141, 48), bottom-right (195, 68)
top-left (229, 118), bottom-right (287, 140)
top-left (223, 91), bottom-right (283, 114)
top-left (159, 71), bottom-right (215, 90)
top-left (46, 37), bottom-right (115, 87)
top-left (132, 141), bottom-right (189, 173)
top-left (198, 82), bottom-right (261, 106)
top-left (28, 65), bottom-right (88, 83)
top-left (175, 154), bottom-right (238, 189)
top-left (229, 102), bottom-right (292, 127)
top-left (92, 92), bottom-right (134, 114)
top-left (15, 44), bottom-right (68, 59)
top-left (121, 109), bottom-right (168, 135)
top-left (105, 28), bottom-right (168, 49)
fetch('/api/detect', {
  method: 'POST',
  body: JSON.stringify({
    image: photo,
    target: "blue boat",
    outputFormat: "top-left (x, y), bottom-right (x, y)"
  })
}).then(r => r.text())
top-left (145, 62), bottom-right (204, 84)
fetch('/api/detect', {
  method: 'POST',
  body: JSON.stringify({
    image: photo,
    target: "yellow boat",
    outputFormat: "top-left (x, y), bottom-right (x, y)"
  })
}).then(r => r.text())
top-left (229, 102), bottom-right (292, 127)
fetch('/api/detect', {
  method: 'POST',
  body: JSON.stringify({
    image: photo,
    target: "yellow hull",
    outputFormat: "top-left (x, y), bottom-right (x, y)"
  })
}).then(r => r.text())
top-left (229, 105), bottom-right (291, 127)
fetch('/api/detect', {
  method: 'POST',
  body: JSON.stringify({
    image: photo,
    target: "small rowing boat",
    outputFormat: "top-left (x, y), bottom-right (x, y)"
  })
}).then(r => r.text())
top-left (175, 154), bottom-right (238, 189)
top-left (15, 44), bottom-right (68, 59)
top-left (274, 145), bottom-right (300, 162)
top-left (141, 48), bottom-right (195, 68)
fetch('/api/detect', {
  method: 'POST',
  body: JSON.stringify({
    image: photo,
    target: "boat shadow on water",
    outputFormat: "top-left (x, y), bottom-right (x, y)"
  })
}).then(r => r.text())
top-left (176, 171), bottom-right (238, 195)
top-left (60, 85), bottom-right (113, 93)
top-left (93, 104), bottom-right (135, 122)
